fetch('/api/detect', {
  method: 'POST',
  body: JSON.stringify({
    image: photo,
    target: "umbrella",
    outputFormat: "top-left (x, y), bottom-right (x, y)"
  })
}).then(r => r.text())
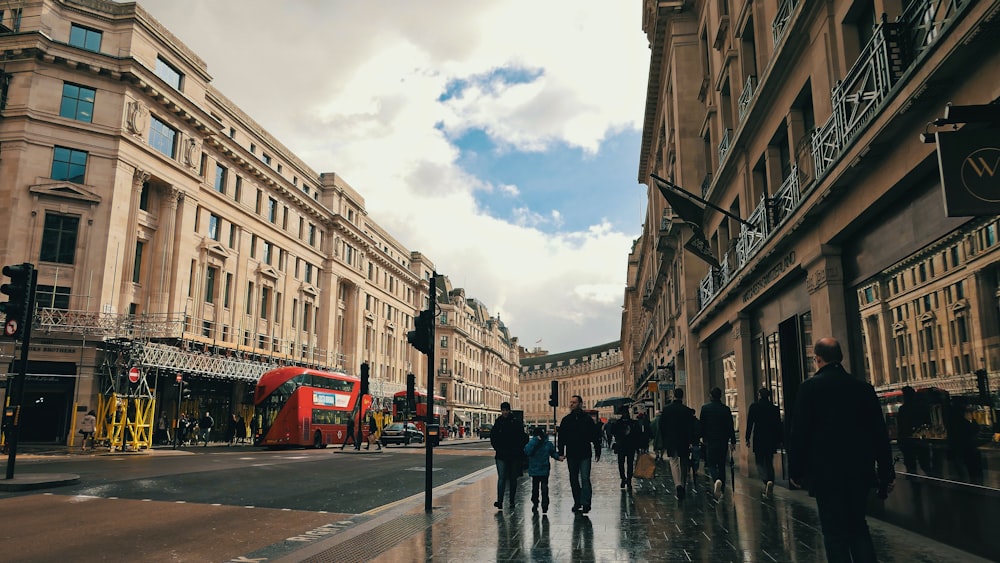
top-left (593, 397), bottom-right (631, 408)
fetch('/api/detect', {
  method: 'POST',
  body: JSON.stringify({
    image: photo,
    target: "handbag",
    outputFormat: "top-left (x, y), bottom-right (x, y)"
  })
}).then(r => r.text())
top-left (634, 453), bottom-right (656, 479)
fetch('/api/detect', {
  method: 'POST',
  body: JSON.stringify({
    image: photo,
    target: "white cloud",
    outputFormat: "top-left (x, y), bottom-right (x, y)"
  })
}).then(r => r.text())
top-left (133, 0), bottom-right (649, 352)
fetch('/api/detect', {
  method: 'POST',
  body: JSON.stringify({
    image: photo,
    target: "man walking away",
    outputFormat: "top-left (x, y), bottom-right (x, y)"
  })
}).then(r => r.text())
top-left (789, 337), bottom-right (895, 563)
top-left (491, 401), bottom-right (528, 510)
top-left (700, 387), bottom-right (736, 499)
top-left (658, 388), bottom-right (698, 499)
top-left (557, 395), bottom-right (602, 513)
top-left (610, 406), bottom-right (641, 489)
top-left (745, 387), bottom-right (783, 497)
top-left (341, 415), bottom-right (357, 450)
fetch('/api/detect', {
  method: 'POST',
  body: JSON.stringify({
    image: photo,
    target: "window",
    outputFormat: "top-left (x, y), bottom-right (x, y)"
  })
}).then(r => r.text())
top-left (262, 153), bottom-right (271, 166)
top-left (149, 116), bottom-right (177, 158)
top-left (50, 146), bottom-right (87, 183)
top-left (224, 273), bottom-right (233, 308)
top-left (309, 224), bottom-right (317, 246)
top-left (268, 197), bottom-right (278, 223)
top-left (39, 213), bottom-right (79, 264)
top-left (214, 164), bottom-right (227, 193)
top-left (250, 234), bottom-right (257, 258)
top-left (246, 282), bottom-right (255, 314)
top-left (36, 285), bottom-right (70, 310)
top-left (132, 241), bottom-right (143, 283)
top-left (234, 176), bottom-right (242, 202)
top-left (250, 143), bottom-right (256, 154)
top-left (139, 182), bottom-right (150, 211)
top-left (229, 127), bottom-right (236, 139)
top-left (228, 224), bottom-right (237, 249)
top-left (155, 56), bottom-right (183, 90)
top-left (304, 263), bottom-right (313, 284)
top-left (59, 83), bottom-right (95, 122)
top-left (262, 241), bottom-right (272, 265)
top-left (260, 287), bottom-right (271, 320)
top-left (69, 23), bottom-right (102, 52)
top-left (208, 214), bottom-right (220, 241)
top-left (205, 266), bottom-right (217, 304)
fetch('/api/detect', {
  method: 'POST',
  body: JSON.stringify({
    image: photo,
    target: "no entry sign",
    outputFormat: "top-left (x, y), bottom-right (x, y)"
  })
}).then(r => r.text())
top-left (128, 367), bottom-right (140, 383)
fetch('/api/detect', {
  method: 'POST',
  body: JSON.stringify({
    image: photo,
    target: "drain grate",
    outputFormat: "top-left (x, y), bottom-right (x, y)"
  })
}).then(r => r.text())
top-left (303, 511), bottom-right (449, 562)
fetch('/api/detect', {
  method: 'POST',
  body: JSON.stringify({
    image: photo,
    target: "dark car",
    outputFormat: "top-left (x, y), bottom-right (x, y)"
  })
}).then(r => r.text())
top-left (380, 422), bottom-right (424, 446)
top-left (477, 423), bottom-right (493, 439)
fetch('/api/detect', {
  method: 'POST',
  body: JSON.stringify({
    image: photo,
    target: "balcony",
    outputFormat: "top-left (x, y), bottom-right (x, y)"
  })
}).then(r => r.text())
top-left (738, 75), bottom-right (757, 121)
top-left (718, 128), bottom-right (733, 167)
top-left (700, 172), bottom-right (713, 199)
top-left (772, 0), bottom-right (798, 46)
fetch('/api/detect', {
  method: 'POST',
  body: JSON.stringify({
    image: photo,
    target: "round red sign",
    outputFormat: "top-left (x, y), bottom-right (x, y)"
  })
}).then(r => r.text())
top-left (128, 367), bottom-right (140, 383)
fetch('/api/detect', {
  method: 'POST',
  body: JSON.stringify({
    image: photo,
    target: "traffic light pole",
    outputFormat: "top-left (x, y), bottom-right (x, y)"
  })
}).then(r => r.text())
top-left (4, 267), bottom-right (36, 480)
top-left (424, 271), bottom-right (437, 513)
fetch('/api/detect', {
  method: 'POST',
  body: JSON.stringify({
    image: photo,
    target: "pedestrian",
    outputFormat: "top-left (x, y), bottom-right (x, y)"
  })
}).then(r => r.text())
top-left (610, 406), bottom-right (641, 489)
top-left (789, 337), bottom-right (895, 563)
top-left (897, 385), bottom-right (932, 475)
top-left (948, 400), bottom-right (984, 484)
top-left (700, 387), bottom-right (736, 499)
top-left (176, 412), bottom-right (189, 446)
top-left (365, 414), bottom-right (382, 450)
top-left (154, 413), bottom-right (168, 445)
top-left (556, 395), bottom-right (602, 514)
top-left (199, 411), bottom-right (214, 446)
top-left (745, 387), bottom-right (783, 497)
top-left (490, 401), bottom-right (528, 510)
top-left (80, 409), bottom-right (97, 451)
top-left (226, 413), bottom-right (239, 446)
top-left (658, 388), bottom-right (699, 499)
top-left (524, 425), bottom-right (560, 514)
top-left (341, 415), bottom-right (357, 450)
top-left (635, 412), bottom-right (651, 454)
top-left (236, 413), bottom-right (247, 445)
top-left (651, 413), bottom-right (665, 461)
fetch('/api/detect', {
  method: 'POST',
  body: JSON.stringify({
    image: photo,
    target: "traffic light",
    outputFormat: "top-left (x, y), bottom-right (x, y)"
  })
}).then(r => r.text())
top-left (179, 379), bottom-right (192, 400)
top-left (407, 309), bottom-right (433, 355)
top-left (406, 372), bottom-right (416, 409)
top-left (0, 263), bottom-right (35, 340)
top-left (360, 362), bottom-right (370, 395)
top-left (548, 380), bottom-right (559, 407)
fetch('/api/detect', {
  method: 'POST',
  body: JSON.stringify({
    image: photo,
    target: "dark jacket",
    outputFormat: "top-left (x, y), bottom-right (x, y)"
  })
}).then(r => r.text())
top-left (557, 409), bottom-right (601, 459)
top-left (789, 363), bottom-right (894, 495)
top-left (699, 399), bottom-right (736, 446)
top-left (490, 414), bottom-right (527, 461)
top-left (524, 434), bottom-right (559, 476)
top-left (657, 400), bottom-right (698, 457)
top-left (610, 416), bottom-right (642, 455)
top-left (745, 398), bottom-right (782, 454)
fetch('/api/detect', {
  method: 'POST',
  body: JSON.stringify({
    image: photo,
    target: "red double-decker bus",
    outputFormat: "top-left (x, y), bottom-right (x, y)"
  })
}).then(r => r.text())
top-left (253, 366), bottom-right (370, 448)
top-left (392, 390), bottom-right (449, 440)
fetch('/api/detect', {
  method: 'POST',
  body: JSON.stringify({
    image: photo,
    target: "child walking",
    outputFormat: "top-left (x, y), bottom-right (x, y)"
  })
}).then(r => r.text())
top-left (524, 426), bottom-right (561, 514)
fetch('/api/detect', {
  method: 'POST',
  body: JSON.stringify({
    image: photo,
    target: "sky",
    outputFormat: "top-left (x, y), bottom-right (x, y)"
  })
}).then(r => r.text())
top-left (132, 0), bottom-right (651, 354)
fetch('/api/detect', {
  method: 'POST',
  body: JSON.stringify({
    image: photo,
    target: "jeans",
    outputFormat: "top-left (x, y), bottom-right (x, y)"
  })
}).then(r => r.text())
top-left (566, 456), bottom-right (593, 506)
top-left (495, 458), bottom-right (520, 504)
top-left (815, 486), bottom-right (877, 563)
top-left (754, 451), bottom-right (775, 483)
top-left (530, 475), bottom-right (550, 508)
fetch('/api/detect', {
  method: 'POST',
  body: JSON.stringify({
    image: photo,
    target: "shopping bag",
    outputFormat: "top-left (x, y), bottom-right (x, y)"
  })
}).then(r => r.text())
top-left (634, 453), bottom-right (656, 479)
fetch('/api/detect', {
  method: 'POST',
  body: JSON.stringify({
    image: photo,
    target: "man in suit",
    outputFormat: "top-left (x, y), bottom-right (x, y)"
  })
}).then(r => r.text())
top-left (657, 388), bottom-right (698, 499)
top-left (745, 387), bottom-right (783, 497)
top-left (789, 337), bottom-right (895, 563)
top-left (700, 387), bottom-right (736, 499)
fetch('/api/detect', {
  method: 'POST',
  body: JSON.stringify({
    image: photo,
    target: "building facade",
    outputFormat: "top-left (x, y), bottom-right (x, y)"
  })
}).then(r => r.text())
top-left (627, 0), bottom-right (999, 552)
top-left (519, 341), bottom-right (625, 429)
top-left (432, 276), bottom-right (520, 431)
top-left (0, 0), bottom-right (517, 443)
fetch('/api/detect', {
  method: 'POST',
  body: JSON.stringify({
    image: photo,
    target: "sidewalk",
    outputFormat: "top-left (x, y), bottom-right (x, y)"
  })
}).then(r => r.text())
top-left (279, 449), bottom-right (989, 562)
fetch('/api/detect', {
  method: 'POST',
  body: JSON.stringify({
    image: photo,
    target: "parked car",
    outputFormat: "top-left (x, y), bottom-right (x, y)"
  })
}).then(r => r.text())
top-left (477, 423), bottom-right (493, 439)
top-left (380, 422), bottom-right (424, 446)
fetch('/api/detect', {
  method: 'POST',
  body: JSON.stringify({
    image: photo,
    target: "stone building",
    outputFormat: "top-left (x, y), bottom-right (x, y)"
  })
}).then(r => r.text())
top-left (626, 0), bottom-right (999, 551)
top-left (519, 342), bottom-right (625, 430)
top-left (432, 276), bottom-right (520, 431)
top-left (0, 0), bottom-right (455, 442)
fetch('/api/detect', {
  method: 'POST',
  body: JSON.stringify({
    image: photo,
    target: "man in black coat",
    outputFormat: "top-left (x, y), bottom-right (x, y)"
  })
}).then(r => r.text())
top-left (789, 337), bottom-right (895, 563)
top-left (658, 388), bottom-right (698, 499)
top-left (745, 387), bottom-right (782, 497)
top-left (700, 387), bottom-right (736, 499)
top-left (610, 406), bottom-right (641, 489)
top-left (490, 401), bottom-right (527, 510)
top-left (557, 395), bottom-right (601, 513)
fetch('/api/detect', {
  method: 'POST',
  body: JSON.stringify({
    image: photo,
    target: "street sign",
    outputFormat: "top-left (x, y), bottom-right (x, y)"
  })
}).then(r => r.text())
top-left (4, 319), bottom-right (17, 336)
top-left (128, 367), bottom-right (140, 383)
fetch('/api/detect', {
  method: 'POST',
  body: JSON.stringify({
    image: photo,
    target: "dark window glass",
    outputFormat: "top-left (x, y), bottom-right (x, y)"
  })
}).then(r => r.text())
top-left (59, 83), bottom-right (95, 122)
top-left (40, 213), bottom-right (79, 264)
top-left (69, 24), bottom-right (102, 52)
top-left (50, 146), bottom-right (87, 183)
top-left (132, 241), bottom-right (143, 283)
top-left (36, 285), bottom-right (71, 310)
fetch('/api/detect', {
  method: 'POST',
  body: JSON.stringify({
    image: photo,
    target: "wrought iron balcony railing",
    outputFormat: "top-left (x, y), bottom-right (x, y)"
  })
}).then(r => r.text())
top-left (718, 128), bottom-right (733, 166)
top-left (738, 75), bottom-right (757, 121)
top-left (772, 0), bottom-right (797, 45)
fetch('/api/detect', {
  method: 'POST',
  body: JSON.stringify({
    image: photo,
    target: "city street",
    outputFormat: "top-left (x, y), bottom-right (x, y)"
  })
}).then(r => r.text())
top-left (0, 440), bottom-right (495, 561)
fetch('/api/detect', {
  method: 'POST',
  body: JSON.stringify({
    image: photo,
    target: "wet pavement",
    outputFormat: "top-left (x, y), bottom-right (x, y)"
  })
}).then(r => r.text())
top-left (279, 449), bottom-right (988, 563)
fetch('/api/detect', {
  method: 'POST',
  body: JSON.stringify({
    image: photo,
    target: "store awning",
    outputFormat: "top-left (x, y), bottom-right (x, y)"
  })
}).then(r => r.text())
top-left (593, 397), bottom-right (631, 408)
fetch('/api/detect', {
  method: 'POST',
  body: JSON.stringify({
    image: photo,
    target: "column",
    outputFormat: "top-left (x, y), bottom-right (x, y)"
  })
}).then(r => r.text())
top-left (120, 168), bottom-right (148, 311)
top-left (804, 245), bottom-right (851, 364)
top-left (732, 314), bottom-right (756, 474)
top-left (154, 186), bottom-right (181, 315)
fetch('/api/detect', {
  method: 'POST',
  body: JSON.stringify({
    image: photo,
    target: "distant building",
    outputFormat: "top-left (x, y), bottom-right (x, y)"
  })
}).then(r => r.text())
top-left (519, 342), bottom-right (625, 428)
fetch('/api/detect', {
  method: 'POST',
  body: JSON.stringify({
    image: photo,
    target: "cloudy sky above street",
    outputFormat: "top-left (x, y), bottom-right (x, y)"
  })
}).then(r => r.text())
top-left (133, 0), bottom-right (651, 353)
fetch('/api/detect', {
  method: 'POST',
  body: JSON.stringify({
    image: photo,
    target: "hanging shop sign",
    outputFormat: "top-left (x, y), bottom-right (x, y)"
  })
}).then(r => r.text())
top-left (936, 127), bottom-right (1000, 217)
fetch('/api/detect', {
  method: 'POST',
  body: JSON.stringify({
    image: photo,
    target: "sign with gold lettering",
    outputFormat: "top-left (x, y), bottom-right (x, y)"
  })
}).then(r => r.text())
top-left (936, 128), bottom-right (1000, 216)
